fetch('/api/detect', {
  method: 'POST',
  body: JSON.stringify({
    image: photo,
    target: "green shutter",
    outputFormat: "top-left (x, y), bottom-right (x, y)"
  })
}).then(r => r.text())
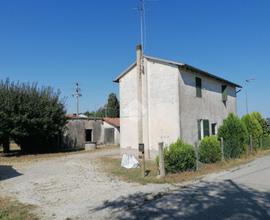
top-left (222, 85), bottom-right (228, 102)
top-left (197, 120), bottom-right (202, 140)
top-left (196, 77), bottom-right (202, 97)
top-left (203, 120), bottom-right (210, 137)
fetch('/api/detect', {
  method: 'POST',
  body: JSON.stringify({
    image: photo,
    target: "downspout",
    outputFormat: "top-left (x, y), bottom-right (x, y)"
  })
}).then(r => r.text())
top-left (178, 66), bottom-right (183, 140)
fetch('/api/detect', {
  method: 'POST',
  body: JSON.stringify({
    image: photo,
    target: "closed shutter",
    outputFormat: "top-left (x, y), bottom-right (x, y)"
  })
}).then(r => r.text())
top-left (222, 85), bottom-right (228, 102)
top-left (196, 77), bottom-right (202, 97)
top-left (203, 120), bottom-right (210, 137)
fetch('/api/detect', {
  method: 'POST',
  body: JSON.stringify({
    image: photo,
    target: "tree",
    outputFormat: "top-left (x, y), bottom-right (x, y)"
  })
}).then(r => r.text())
top-left (250, 112), bottom-right (269, 136)
top-left (84, 93), bottom-right (119, 118)
top-left (218, 113), bottom-right (248, 159)
top-left (0, 79), bottom-right (14, 153)
top-left (242, 113), bottom-right (263, 148)
top-left (106, 93), bottom-right (119, 118)
top-left (0, 79), bottom-right (67, 153)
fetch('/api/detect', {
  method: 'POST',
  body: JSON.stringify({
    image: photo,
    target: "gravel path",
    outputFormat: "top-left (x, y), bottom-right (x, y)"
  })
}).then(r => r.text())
top-left (0, 148), bottom-right (173, 220)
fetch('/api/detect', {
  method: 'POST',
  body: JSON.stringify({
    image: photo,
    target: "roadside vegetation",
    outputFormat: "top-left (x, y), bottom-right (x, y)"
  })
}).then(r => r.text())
top-left (0, 197), bottom-right (38, 220)
top-left (100, 111), bottom-right (270, 184)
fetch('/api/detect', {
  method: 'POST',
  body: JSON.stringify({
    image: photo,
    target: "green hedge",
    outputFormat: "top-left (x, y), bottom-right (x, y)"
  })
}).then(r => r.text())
top-left (218, 113), bottom-right (248, 159)
top-left (199, 136), bottom-right (221, 163)
top-left (164, 139), bottom-right (196, 173)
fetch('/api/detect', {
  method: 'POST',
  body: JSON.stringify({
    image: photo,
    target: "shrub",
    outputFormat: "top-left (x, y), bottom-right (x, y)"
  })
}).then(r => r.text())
top-left (250, 112), bottom-right (269, 136)
top-left (164, 139), bottom-right (196, 173)
top-left (199, 136), bottom-right (221, 163)
top-left (242, 114), bottom-right (263, 148)
top-left (218, 113), bottom-right (248, 159)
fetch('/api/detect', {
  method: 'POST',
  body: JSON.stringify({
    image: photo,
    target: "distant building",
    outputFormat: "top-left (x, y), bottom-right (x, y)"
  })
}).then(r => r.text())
top-left (114, 45), bottom-right (241, 158)
top-left (62, 114), bottom-right (120, 149)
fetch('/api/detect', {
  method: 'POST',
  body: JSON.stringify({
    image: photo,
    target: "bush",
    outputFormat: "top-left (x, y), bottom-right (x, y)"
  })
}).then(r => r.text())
top-left (164, 139), bottom-right (196, 173)
top-left (250, 112), bottom-right (269, 136)
top-left (218, 113), bottom-right (248, 159)
top-left (242, 114), bottom-right (263, 148)
top-left (199, 136), bottom-right (221, 163)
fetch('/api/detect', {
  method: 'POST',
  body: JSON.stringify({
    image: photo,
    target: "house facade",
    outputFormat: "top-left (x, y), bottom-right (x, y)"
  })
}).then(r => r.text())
top-left (114, 45), bottom-right (241, 158)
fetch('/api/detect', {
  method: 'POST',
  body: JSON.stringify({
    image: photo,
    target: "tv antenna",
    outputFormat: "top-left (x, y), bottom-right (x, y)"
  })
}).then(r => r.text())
top-left (72, 82), bottom-right (82, 116)
top-left (135, 0), bottom-right (146, 53)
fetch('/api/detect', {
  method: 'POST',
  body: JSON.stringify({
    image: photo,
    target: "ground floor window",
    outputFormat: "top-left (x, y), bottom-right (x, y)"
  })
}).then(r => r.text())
top-left (198, 119), bottom-right (210, 140)
top-left (211, 123), bottom-right (217, 135)
top-left (85, 129), bottom-right (93, 142)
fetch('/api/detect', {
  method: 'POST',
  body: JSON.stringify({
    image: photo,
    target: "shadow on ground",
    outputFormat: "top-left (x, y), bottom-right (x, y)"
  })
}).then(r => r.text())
top-left (93, 180), bottom-right (270, 220)
top-left (0, 165), bottom-right (22, 181)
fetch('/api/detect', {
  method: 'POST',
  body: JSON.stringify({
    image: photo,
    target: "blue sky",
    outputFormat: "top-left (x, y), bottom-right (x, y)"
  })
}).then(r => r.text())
top-left (0, 0), bottom-right (269, 117)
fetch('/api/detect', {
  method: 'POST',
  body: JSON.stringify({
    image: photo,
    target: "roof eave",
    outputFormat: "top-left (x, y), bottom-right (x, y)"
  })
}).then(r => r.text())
top-left (113, 62), bottom-right (136, 83)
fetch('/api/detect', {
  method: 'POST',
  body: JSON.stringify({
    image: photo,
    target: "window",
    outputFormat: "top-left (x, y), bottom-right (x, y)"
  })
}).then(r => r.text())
top-left (211, 123), bottom-right (217, 135)
top-left (222, 85), bottom-right (228, 102)
top-left (196, 77), bottom-right (202, 97)
top-left (197, 119), bottom-right (210, 140)
top-left (85, 129), bottom-right (92, 142)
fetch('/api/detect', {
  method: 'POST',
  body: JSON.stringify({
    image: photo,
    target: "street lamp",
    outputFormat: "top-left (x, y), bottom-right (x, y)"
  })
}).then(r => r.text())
top-left (244, 78), bottom-right (255, 114)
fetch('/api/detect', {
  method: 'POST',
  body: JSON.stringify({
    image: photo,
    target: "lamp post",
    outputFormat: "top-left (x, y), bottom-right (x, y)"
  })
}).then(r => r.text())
top-left (244, 78), bottom-right (255, 114)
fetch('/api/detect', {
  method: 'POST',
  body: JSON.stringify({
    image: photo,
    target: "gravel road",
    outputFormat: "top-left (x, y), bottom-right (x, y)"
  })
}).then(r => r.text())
top-left (1, 149), bottom-right (270, 220)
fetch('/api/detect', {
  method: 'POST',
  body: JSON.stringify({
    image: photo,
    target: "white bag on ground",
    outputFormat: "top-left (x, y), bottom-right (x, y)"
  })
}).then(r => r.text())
top-left (121, 154), bottom-right (140, 169)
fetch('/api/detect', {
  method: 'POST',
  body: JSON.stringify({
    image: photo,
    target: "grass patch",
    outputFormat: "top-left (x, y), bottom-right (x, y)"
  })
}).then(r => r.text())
top-left (99, 149), bottom-right (270, 185)
top-left (0, 197), bottom-right (38, 220)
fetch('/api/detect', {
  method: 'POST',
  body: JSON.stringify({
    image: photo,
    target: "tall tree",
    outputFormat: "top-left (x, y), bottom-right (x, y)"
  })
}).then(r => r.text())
top-left (106, 93), bottom-right (119, 118)
top-left (0, 79), bottom-right (67, 153)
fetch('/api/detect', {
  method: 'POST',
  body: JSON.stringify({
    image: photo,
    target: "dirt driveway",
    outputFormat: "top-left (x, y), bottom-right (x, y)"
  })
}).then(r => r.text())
top-left (0, 148), bottom-right (172, 220)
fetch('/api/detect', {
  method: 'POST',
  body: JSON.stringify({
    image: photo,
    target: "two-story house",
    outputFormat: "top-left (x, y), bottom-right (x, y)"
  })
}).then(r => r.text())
top-left (114, 45), bottom-right (241, 158)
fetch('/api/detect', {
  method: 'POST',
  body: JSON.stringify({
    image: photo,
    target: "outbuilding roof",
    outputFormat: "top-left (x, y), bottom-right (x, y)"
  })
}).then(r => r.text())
top-left (103, 117), bottom-right (120, 128)
top-left (113, 55), bottom-right (242, 88)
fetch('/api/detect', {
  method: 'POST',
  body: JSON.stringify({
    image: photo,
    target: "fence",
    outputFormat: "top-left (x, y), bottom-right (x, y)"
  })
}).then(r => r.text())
top-left (157, 135), bottom-right (270, 177)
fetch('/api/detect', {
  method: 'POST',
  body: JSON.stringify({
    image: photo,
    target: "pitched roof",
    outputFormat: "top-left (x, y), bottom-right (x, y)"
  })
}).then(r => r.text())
top-left (114, 55), bottom-right (242, 88)
top-left (103, 117), bottom-right (120, 128)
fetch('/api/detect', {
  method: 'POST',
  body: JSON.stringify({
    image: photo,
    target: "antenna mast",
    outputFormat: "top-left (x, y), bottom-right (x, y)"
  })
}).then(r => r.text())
top-left (72, 82), bottom-right (82, 116)
top-left (138, 0), bottom-right (145, 53)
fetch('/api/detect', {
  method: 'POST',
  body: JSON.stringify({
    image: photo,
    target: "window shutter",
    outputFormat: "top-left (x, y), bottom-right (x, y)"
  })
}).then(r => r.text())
top-left (203, 120), bottom-right (210, 137)
top-left (222, 85), bottom-right (228, 102)
top-left (197, 120), bottom-right (202, 140)
top-left (196, 77), bottom-right (202, 97)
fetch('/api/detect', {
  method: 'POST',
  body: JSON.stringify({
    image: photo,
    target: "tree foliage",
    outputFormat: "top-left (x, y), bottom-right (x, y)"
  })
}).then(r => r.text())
top-left (0, 79), bottom-right (67, 153)
top-left (250, 112), bottom-right (269, 136)
top-left (84, 93), bottom-right (119, 118)
top-left (242, 113), bottom-right (263, 148)
top-left (218, 113), bottom-right (248, 159)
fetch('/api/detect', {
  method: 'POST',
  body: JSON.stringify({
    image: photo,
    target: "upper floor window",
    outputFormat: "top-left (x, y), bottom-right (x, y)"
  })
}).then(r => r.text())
top-left (196, 77), bottom-right (202, 98)
top-left (222, 85), bottom-right (228, 102)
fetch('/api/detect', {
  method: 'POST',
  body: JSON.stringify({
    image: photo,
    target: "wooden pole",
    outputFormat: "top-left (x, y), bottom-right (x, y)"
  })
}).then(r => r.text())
top-left (250, 135), bottom-right (253, 152)
top-left (158, 142), bottom-right (165, 177)
top-left (195, 142), bottom-right (199, 171)
top-left (221, 137), bottom-right (224, 161)
top-left (142, 151), bottom-right (145, 177)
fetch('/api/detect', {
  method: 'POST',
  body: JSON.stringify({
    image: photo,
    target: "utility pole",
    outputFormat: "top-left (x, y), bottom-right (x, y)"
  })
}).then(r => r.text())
top-left (72, 82), bottom-right (82, 116)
